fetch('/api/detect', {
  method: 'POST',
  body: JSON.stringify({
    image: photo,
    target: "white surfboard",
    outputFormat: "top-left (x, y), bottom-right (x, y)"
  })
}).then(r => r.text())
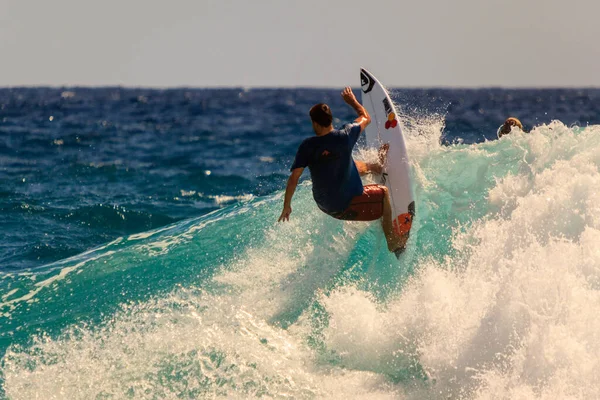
top-left (360, 68), bottom-right (415, 239)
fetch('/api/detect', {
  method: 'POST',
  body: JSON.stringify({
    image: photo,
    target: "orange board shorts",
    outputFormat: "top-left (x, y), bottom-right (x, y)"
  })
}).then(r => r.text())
top-left (328, 184), bottom-right (385, 221)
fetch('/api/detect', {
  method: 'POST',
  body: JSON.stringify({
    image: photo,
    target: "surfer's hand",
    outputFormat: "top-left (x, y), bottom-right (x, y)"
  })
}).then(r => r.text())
top-left (278, 206), bottom-right (292, 222)
top-left (341, 87), bottom-right (357, 104)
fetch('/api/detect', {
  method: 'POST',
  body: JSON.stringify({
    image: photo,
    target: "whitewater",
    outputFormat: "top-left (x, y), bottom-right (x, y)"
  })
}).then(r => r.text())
top-left (2, 114), bottom-right (600, 399)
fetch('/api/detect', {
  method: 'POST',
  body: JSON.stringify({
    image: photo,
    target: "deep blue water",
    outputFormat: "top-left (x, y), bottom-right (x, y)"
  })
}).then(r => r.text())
top-left (2, 87), bottom-right (600, 399)
top-left (2, 88), bottom-right (599, 271)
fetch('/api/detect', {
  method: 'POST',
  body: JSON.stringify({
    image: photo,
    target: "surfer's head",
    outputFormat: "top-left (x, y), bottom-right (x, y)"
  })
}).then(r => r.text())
top-left (498, 117), bottom-right (524, 138)
top-left (309, 103), bottom-right (333, 133)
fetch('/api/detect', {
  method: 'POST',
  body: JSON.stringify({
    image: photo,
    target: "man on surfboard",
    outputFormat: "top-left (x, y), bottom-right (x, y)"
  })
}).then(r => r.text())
top-left (278, 87), bottom-right (406, 256)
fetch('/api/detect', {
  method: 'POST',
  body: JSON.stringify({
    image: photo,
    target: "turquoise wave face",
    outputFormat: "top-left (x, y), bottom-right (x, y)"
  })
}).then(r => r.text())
top-left (3, 122), bottom-right (600, 399)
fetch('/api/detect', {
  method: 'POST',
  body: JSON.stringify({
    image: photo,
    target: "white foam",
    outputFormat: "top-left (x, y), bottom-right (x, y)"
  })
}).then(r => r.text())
top-left (6, 121), bottom-right (600, 399)
top-left (197, 192), bottom-right (255, 205)
top-left (318, 123), bottom-right (600, 399)
top-left (2, 192), bottom-right (396, 399)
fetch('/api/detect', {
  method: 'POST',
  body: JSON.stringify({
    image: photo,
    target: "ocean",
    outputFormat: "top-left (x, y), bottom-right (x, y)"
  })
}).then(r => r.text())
top-left (1, 87), bottom-right (600, 399)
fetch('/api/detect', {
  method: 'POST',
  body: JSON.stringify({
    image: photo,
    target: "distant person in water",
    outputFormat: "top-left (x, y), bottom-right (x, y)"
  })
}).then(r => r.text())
top-left (497, 117), bottom-right (529, 138)
top-left (277, 87), bottom-right (407, 256)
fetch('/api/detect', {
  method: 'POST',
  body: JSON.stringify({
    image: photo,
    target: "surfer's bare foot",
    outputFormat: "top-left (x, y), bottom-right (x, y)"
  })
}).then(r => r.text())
top-left (356, 143), bottom-right (390, 176)
top-left (363, 143), bottom-right (389, 176)
top-left (365, 162), bottom-right (382, 175)
top-left (355, 159), bottom-right (382, 176)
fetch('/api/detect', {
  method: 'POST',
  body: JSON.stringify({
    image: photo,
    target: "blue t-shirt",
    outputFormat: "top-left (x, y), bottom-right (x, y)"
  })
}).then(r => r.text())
top-left (290, 123), bottom-right (364, 213)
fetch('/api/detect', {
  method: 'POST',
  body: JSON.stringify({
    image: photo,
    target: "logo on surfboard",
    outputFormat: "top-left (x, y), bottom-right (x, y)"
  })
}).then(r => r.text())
top-left (361, 69), bottom-right (375, 94)
top-left (382, 98), bottom-right (398, 129)
top-left (393, 201), bottom-right (415, 236)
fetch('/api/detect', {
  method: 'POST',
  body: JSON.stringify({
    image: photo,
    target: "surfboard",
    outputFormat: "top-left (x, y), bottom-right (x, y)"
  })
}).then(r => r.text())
top-left (360, 68), bottom-right (415, 241)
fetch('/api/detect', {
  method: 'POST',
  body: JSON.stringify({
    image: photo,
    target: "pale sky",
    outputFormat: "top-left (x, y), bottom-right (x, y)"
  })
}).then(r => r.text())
top-left (1, 0), bottom-right (599, 87)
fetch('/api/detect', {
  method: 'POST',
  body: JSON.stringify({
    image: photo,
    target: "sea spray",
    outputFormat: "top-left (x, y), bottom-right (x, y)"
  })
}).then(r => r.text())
top-left (321, 122), bottom-right (600, 399)
top-left (4, 119), bottom-right (600, 399)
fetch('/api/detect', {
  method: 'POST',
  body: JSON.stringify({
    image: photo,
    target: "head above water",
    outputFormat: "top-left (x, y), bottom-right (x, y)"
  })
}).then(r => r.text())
top-left (309, 103), bottom-right (333, 135)
top-left (498, 117), bottom-right (524, 138)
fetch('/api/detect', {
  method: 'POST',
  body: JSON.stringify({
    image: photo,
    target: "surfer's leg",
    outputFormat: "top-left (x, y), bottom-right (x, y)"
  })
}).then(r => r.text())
top-left (329, 185), bottom-right (384, 221)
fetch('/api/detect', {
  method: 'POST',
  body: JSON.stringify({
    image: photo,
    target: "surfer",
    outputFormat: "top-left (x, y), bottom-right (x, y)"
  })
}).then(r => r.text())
top-left (278, 87), bottom-right (406, 255)
top-left (497, 117), bottom-right (527, 138)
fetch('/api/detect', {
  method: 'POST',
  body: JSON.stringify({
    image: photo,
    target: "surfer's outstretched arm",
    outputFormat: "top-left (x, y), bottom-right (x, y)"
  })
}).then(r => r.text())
top-left (341, 87), bottom-right (371, 132)
top-left (278, 167), bottom-right (304, 222)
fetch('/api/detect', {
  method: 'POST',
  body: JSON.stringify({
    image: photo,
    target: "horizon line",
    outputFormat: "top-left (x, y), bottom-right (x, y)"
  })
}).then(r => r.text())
top-left (2, 84), bottom-right (600, 91)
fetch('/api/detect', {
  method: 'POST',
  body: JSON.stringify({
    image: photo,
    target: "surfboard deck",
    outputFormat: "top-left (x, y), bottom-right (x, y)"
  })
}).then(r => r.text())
top-left (360, 68), bottom-right (415, 241)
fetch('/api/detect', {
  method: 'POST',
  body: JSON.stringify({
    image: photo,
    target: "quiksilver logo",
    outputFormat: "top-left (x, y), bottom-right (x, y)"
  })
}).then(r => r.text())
top-left (361, 69), bottom-right (375, 94)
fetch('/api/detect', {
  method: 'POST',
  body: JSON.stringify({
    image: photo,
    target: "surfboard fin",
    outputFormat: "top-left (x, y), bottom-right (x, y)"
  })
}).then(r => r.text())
top-left (393, 247), bottom-right (406, 259)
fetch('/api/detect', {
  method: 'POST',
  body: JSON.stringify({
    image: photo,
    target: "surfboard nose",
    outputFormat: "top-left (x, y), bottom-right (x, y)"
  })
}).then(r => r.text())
top-left (360, 68), bottom-right (375, 94)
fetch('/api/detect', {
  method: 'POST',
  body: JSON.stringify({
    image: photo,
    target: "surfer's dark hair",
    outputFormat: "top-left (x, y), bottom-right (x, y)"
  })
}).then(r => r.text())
top-left (309, 103), bottom-right (333, 127)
